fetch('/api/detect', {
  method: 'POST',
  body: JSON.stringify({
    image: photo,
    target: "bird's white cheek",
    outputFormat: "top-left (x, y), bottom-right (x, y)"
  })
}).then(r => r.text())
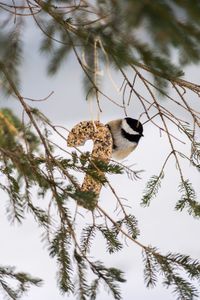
top-left (122, 120), bottom-right (139, 135)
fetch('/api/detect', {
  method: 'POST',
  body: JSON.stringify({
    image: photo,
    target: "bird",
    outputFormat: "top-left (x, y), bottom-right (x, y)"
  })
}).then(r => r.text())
top-left (106, 117), bottom-right (143, 160)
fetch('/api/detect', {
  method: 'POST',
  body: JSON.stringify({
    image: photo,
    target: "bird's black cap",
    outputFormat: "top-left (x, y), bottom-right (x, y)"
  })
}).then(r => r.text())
top-left (125, 118), bottom-right (143, 136)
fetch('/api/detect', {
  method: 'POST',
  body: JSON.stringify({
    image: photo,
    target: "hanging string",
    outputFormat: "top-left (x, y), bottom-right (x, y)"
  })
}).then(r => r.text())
top-left (94, 38), bottom-right (101, 122)
top-left (81, 40), bottom-right (102, 128)
top-left (98, 37), bottom-right (121, 93)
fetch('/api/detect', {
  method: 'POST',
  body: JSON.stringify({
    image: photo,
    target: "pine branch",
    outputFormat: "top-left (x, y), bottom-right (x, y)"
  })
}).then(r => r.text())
top-left (97, 225), bottom-right (123, 254)
top-left (143, 248), bottom-right (200, 300)
top-left (141, 174), bottom-right (163, 207)
top-left (89, 278), bottom-right (99, 300)
top-left (49, 228), bottom-right (74, 293)
top-left (176, 180), bottom-right (200, 218)
top-left (91, 261), bottom-right (125, 300)
top-left (124, 214), bottom-right (140, 239)
top-left (74, 250), bottom-right (89, 300)
top-left (1, 2), bottom-right (200, 300)
top-left (142, 250), bottom-right (158, 288)
top-left (0, 265), bottom-right (42, 300)
top-left (81, 225), bottom-right (96, 254)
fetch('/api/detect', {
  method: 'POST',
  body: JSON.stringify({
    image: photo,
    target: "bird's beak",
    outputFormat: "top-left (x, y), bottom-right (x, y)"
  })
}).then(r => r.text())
top-left (141, 133), bottom-right (144, 137)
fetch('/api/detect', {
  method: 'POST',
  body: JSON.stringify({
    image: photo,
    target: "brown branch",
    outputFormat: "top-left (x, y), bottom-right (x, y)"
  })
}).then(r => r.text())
top-left (0, 61), bottom-right (80, 190)
top-left (135, 62), bottom-right (200, 94)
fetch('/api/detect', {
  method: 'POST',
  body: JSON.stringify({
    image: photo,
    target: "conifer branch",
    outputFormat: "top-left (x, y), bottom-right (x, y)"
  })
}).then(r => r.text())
top-left (1, 2), bottom-right (200, 299)
top-left (0, 265), bottom-right (42, 300)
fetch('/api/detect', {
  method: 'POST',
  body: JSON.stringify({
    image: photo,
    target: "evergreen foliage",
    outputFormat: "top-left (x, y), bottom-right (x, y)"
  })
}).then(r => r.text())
top-left (176, 180), bottom-right (200, 218)
top-left (143, 248), bottom-right (200, 300)
top-left (0, 265), bottom-right (42, 299)
top-left (0, 1), bottom-right (200, 299)
top-left (141, 174), bottom-right (163, 206)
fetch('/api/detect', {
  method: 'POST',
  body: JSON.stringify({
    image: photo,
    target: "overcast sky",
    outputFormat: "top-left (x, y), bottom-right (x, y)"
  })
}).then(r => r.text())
top-left (0, 18), bottom-right (200, 300)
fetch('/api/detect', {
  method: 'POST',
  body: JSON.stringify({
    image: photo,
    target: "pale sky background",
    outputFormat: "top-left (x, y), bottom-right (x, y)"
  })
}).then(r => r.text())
top-left (0, 16), bottom-right (200, 300)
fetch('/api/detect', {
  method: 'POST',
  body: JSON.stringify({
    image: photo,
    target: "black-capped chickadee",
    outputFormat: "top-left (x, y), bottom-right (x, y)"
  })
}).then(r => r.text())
top-left (106, 117), bottom-right (144, 160)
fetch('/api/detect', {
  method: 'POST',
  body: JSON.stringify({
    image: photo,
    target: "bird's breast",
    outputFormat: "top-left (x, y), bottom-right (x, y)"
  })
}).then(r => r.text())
top-left (112, 144), bottom-right (137, 160)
